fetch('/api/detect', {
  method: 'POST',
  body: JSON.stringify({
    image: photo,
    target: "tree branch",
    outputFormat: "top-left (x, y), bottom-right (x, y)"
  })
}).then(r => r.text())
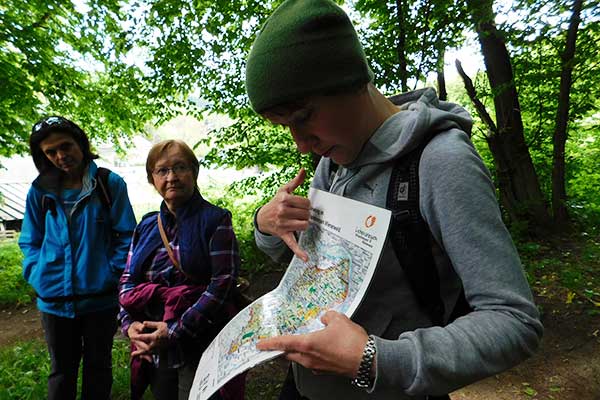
top-left (455, 59), bottom-right (497, 139)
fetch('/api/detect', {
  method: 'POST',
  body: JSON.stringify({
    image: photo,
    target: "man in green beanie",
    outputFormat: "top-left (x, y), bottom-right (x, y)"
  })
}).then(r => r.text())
top-left (248, 1), bottom-right (543, 400)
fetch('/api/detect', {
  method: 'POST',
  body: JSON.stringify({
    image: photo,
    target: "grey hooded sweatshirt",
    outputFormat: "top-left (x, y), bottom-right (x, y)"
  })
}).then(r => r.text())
top-left (255, 88), bottom-right (543, 399)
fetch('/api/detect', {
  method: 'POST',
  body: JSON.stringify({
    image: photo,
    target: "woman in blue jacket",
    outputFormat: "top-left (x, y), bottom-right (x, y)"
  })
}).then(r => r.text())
top-left (19, 116), bottom-right (137, 400)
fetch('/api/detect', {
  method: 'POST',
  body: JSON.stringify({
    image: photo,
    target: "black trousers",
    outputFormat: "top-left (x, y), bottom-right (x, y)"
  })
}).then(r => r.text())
top-left (41, 308), bottom-right (118, 400)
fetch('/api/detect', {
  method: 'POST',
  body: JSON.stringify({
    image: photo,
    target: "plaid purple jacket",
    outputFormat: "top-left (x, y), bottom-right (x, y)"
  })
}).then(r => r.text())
top-left (118, 192), bottom-right (240, 341)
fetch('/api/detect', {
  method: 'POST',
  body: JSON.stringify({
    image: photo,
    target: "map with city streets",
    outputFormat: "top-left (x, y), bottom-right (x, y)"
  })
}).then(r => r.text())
top-left (190, 189), bottom-right (391, 400)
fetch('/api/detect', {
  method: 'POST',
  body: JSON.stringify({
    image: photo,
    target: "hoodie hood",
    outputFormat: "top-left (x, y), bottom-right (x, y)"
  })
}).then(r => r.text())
top-left (347, 88), bottom-right (473, 170)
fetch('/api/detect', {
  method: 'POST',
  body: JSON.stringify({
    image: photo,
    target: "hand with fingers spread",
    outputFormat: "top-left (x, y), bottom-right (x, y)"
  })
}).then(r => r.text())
top-left (257, 311), bottom-right (372, 379)
top-left (256, 168), bottom-right (312, 262)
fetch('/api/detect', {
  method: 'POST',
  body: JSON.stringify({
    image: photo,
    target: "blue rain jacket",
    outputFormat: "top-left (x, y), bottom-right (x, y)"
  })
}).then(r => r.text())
top-left (19, 161), bottom-right (136, 317)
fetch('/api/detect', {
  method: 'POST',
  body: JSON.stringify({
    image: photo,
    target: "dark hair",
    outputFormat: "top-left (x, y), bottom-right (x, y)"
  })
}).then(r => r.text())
top-left (146, 140), bottom-right (200, 185)
top-left (29, 116), bottom-right (98, 175)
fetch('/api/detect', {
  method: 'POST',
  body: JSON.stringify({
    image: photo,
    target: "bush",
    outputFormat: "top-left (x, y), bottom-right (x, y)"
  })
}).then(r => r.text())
top-left (201, 184), bottom-right (278, 278)
top-left (207, 191), bottom-right (272, 276)
top-left (0, 241), bottom-right (34, 306)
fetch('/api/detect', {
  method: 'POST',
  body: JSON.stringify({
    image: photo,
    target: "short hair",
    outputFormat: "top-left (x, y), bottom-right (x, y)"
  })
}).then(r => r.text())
top-left (145, 140), bottom-right (200, 184)
top-left (29, 116), bottom-right (98, 175)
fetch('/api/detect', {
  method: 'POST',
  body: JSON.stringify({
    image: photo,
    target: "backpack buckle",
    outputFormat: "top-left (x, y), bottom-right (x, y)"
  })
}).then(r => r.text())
top-left (392, 209), bottom-right (411, 224)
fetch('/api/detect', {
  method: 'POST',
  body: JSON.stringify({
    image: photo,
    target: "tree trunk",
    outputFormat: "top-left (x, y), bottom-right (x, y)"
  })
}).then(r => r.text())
top-left (486, 135), bottom-right (549, 226)
top-left (395, 0), bottom-right (409, 92)
top-left (437, 69), bottom-right (447, 101)
top-left (466, 0), bottom-right (551, 232)
top-left (552, 0), bottom-right (583, 227)
top-left (437, 47), bottom-right (447, 101)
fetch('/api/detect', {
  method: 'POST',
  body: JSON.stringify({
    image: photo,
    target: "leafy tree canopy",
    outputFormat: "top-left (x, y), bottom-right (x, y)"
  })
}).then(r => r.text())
top-left (3, 0), bottom-right (599, 226)
top-left (0, 0), bottom-right (157, 156)
top-left (353, 0), bottom-right (468, 93)
top-left (502, 0), bottom-right (600, 212)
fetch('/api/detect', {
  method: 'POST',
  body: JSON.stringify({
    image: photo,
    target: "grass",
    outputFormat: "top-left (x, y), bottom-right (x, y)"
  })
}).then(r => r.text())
top-left (0, 338), bottom-right (153, 400)
top-left (245, 360), bottom-right (287, 399)
top-left (0, 340), bottom-right (49, 400)
top-left (0, 335), bottom-right (283, 400)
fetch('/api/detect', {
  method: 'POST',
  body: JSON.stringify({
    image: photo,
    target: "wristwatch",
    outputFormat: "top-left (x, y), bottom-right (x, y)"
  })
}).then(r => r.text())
top-left (253, 206), bottom-right (270, 236)
top-left (350, 335), bottom-right (376, 389)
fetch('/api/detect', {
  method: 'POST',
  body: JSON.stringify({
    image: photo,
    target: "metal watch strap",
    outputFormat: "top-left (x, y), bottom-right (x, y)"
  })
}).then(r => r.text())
top-left (350, 335), bottom-right (376, 389)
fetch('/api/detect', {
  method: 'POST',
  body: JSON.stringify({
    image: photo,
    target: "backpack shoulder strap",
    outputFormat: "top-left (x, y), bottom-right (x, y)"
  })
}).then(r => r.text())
top-left (387, 141), bottom-right (447, 326)
top-left (41, 194), bottom-right (57, 218)
top-left (95, 167), bottom-right (112, 210)
top-left (387, 133), bottom-right (473, 326)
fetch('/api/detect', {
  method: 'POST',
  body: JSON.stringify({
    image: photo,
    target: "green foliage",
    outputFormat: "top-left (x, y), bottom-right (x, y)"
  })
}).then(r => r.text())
top-left (123, 0), bottom-right (320, 196)
top-left (110, 339), bottom-right (153, 400)
top-left (196, 112), bottom-right (315, 213)
top-left (0, 241), bottom-right (34, 306)
top-left (198, 115), bottom-right (307, 174)
top-left (245, 362), bottom-right (286, 400)
top-left (565, 122), bottom-right (600, 232)
top-left (123, 0), bottom-right (279, 121)
top-left (2, 0), bottom-right (599, 236)
top-left (499, 0), bottom-right (600, 227)
top-left (0, 336), bottom-right (288, 400)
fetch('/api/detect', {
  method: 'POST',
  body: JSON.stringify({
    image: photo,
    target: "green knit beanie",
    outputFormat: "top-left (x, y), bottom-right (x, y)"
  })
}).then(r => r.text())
top-left (245, 0), bottom-right (373, 113)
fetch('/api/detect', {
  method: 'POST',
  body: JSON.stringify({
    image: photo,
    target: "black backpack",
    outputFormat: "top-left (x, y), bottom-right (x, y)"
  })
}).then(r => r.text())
top-left (41, 167), bottom-right (112, 217)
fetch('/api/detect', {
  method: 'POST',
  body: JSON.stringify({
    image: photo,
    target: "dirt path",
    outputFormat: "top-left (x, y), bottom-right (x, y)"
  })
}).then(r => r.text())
top-left (2, 277), bottom-right (599, 399)
top-left (0, 305), bottom-right (43, 348)
top-left (453, 293), bottom-right (600, 400)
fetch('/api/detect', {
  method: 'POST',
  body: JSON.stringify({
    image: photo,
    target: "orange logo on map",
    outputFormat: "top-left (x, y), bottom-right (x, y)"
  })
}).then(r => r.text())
top-left (365, 215), bottom-right (376, 228)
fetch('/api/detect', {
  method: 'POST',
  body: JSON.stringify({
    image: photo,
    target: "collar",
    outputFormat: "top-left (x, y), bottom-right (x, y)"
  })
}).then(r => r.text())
top-left (158, 189), bottom-right (205, 224)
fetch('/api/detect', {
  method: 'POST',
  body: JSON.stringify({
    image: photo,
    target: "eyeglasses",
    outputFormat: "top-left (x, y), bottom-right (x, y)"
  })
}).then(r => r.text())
top-left (152, 164), bottom-right (191, 178)
top-left (32, 116), bottom-right (72, 133)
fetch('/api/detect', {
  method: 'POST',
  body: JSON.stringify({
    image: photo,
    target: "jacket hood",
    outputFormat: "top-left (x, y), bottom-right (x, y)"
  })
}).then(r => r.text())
top-left (346, 88), bottom-right (473, 170)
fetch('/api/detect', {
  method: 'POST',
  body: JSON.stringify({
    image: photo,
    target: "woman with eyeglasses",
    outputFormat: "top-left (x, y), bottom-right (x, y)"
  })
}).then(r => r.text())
top-left (18, 116), bottom-right (137, 400)
top-left (117, 139), bottom-right (246, 400)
